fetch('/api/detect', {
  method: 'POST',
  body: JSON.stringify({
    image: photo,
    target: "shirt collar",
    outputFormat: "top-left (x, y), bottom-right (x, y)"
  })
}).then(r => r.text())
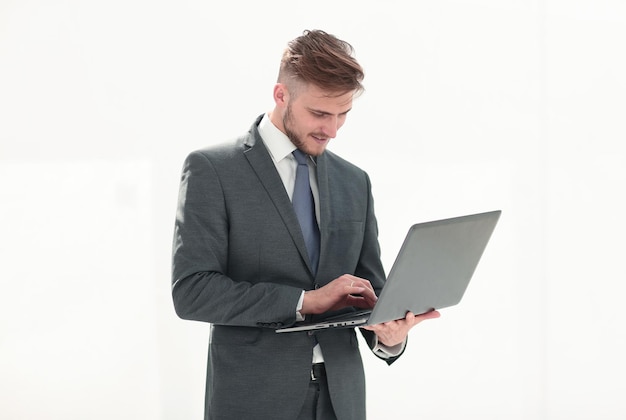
top-left (258, 113), bottom-right (316, 166)
top-left (258, 113), bottom-right (296, 164)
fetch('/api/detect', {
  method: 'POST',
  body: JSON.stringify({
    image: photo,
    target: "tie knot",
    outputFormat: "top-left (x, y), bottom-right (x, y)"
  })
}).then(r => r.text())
top-left (292, 149), bottom-right (309, 165)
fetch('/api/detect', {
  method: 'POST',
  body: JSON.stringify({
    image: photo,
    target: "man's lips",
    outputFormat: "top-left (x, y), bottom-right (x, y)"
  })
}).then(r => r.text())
top-left (311, 135), bottom-right (329, 143)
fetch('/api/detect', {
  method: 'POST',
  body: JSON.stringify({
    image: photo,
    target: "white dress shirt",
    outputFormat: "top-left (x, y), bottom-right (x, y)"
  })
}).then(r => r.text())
top-left (257, 113), bottom-right (405, 361)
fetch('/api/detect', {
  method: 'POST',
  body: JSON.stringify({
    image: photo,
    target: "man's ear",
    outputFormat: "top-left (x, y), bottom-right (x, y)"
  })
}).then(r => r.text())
top-left (273, 83), bottom-right (289, 107)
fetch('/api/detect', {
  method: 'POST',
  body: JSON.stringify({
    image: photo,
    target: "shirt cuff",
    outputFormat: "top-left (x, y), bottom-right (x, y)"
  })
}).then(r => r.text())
top-left (372, 335), bottom-right (406, 359)
top-left (295, 291), bottom-right (305, 322)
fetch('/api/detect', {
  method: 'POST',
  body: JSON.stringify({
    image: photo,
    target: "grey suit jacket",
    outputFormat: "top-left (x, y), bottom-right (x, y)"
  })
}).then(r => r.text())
top-left (172, 115), bottom-right (402, 420)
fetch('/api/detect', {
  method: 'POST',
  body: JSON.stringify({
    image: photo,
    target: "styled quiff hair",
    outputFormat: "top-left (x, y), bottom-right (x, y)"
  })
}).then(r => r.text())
top-left (278, 29), bottom-right (365, 97)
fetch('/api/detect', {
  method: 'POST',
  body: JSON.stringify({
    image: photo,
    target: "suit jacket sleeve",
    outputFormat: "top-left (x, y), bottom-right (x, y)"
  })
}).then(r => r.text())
top-left (171, 149), bottom-right (303, 327)
top-left (354, 172), bottom-right (405, 365)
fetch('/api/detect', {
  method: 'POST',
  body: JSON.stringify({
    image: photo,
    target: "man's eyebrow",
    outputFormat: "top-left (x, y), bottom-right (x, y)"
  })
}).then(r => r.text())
top-left (308, 107), bottom-right (352, 116)
top-left (308, 108), bottom-right (330, 115)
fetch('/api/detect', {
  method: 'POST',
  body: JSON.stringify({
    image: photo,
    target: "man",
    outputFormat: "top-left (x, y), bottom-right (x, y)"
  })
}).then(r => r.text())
top-left (172, 29), bottom-right (440, 420)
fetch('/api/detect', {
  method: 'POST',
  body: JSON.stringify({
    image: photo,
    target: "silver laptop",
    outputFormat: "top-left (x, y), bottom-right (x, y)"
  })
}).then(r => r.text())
top-left (276, 210), bottom-right (501, 333)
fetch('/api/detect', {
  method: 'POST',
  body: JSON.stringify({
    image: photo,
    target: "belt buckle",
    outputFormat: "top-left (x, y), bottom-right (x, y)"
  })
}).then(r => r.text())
top-left (310, 364), bottom-right (323, 381)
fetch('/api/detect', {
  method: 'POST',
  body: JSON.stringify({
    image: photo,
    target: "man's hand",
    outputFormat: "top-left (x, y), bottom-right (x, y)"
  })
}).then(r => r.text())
top-left (300, 274), bottom-right (378, 315)
top-left (364, 310), bottom-right (441, 347)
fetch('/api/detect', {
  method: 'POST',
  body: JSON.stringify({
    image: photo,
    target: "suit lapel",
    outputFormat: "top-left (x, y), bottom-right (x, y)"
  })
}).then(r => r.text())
top-left (243, 122), bottom-right (315, 276)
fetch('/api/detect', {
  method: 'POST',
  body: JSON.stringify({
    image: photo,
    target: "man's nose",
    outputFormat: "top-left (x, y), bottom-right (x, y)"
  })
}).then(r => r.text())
top-left (322, 116), bottom-right (339, 138)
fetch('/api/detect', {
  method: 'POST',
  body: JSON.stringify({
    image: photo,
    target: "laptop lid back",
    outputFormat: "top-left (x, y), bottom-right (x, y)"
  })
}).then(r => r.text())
top-left (367, 210), bottom-right (501, 325)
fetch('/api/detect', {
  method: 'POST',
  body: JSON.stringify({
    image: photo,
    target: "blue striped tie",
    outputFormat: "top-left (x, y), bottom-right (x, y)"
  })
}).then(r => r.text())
top-left (292, 149), bottom-right (320, 275)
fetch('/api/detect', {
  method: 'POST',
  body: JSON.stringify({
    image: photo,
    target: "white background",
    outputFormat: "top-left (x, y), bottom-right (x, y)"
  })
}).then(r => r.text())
top-left (1, 1), bottom-right (625, 419)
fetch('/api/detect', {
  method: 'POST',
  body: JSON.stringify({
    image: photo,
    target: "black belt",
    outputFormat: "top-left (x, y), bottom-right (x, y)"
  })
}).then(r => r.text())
top-left (310, 363), bottom-right (326, 382)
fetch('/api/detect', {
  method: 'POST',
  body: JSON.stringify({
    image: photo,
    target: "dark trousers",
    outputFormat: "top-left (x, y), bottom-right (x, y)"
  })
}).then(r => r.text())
top-left (296, 364), bottom-right (337, 420)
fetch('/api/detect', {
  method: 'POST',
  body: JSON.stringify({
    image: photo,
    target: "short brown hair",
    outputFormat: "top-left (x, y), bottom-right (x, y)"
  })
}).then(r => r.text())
top-left (278, 29), bottom-right (365, 97)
